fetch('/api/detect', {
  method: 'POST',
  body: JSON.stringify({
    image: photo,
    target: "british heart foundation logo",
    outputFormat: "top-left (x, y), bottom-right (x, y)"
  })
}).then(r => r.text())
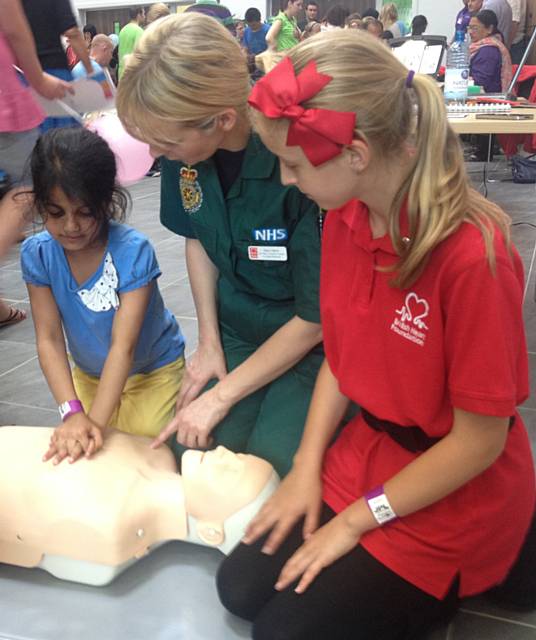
top-left (390, 292), bottom-right (430, 347)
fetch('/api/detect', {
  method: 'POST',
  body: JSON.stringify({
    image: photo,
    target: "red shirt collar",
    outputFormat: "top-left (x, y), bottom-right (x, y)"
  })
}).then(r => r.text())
top-left (338, 198), bottom-right (410, 256)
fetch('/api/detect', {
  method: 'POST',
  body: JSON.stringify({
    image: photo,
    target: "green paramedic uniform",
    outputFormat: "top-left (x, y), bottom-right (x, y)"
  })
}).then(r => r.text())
top-left (160, 134), bottom-right (323, 477)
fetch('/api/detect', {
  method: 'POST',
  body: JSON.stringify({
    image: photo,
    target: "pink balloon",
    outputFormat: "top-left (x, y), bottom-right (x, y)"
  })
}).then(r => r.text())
top-left (87, 114), bottom-right (153, 186)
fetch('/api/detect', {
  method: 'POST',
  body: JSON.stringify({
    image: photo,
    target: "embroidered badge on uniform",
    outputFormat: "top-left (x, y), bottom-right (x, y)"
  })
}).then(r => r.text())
top-left (179, 166), bottom-right (203, 214)
top-left (390, 292), bottom-right (430, 347)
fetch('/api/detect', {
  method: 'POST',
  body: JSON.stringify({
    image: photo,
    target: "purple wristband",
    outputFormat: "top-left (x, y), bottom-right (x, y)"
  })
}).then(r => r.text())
top-left (364, 485), bottom-right (398, 525)
top-left (58, 399), bottom-right (84, 422)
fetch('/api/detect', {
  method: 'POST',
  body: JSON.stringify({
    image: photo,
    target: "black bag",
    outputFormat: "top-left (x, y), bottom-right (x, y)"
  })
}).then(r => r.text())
top-left (511, 153), bottom-right (536, 184)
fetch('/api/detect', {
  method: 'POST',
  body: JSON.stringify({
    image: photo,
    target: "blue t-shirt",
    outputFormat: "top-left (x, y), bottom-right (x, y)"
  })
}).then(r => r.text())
top-left (21, 222), bottom-right (185, 377)
top-left (71, 58), bottom-right (103, 80)
top-left (243, 23), bottom-right (270, 55)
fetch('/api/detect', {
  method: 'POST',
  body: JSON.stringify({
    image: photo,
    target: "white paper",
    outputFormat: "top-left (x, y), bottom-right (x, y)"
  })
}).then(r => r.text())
top-left (29, 69), bottom-right (115, 118)
top-left (392, 40), bottom-right (427, 72)
top-left (392, 41), bottom-right (443, 75)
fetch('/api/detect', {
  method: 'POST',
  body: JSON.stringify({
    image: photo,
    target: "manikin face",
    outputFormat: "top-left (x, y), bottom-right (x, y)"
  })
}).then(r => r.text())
top-left (0, 428), bottom-right (275, 569)
top-left (182, 447), bottom-right (273, 523)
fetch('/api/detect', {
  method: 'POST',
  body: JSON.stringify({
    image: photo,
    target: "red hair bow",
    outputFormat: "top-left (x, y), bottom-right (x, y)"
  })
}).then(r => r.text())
top-left (248, 57), bottom-right (356, 166)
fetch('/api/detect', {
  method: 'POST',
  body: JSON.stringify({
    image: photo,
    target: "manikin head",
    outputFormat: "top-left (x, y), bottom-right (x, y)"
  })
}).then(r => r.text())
top-left (182, 447), bottom-right (276, 550)
top-left (0, 428), bottom-right (278, 577)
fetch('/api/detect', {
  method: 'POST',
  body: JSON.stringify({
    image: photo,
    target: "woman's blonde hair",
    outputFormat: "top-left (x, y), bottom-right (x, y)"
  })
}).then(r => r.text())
top-left (253, 31), bottom-right (510, 288)
top-left (145, 2), bottom-right (170, 25)
top-left (116, 13), bottom-right (249, 141)
top-left (379, 2), bottom-right (398, 27)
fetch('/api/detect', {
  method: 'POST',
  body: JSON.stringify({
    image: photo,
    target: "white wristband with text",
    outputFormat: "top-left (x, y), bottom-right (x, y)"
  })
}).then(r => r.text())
top-left (365, 486), bottom-right (398, 525)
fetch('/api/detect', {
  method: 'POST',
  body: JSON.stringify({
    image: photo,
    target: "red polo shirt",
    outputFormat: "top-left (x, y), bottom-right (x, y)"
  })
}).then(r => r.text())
top-left (320, 199), bottom-right (535, 599)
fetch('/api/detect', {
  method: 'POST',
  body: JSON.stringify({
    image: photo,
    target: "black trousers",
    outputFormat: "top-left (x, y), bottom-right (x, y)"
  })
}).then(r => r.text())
top-left (217, 504), bottom-right (459, 640)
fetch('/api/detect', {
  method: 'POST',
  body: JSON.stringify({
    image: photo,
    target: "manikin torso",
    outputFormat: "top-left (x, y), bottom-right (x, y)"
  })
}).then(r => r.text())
top-left (0, 427), bottom-right (279, 585)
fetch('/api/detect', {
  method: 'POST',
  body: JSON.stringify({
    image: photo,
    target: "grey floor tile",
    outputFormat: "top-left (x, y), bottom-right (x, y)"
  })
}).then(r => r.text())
top-left (0, 357), bottom-right (55, 411)
top-left (450, 610), bottom-right (536, 639)
top-left (163, 282), bottom-right (196, 320)
top-left (0, 267), bottom-right (28, 302)
top-left (0, 402), bottom-right (57, 426)
top-left (0, 301), bottom-right (36, 345)
top-left (0, 340), bottom-right (37, 376)
top-left (178, 317), bottom-right (199, 358)
top-left (422, 623), bottom-right (449, 640)
top-left (463, 595), bottom-right (536, 628)
top-left (0, 542), bottom-right (251, 640)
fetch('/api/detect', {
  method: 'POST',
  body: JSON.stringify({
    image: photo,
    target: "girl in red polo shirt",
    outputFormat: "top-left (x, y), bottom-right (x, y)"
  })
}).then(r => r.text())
top-left (216, 31), bottom-right (536, 640)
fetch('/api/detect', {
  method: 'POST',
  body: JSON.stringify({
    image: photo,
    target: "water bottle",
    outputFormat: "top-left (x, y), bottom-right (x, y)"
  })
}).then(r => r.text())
top-left (444, 30), bottom-right (470, 102)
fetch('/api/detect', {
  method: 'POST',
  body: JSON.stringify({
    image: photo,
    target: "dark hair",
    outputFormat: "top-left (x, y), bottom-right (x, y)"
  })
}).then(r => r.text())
top-left (325, 4), bottom-right (350, 27)
top-left (380, 29), bottom-right (394, 40)
top-left (83, 24), bottom-right (97, 39)
top-left (306, 1), bottom-right (319, 7)
top-left (129, 7), bottom-right (144, 20)
top-left (245, 7), bottom-right (261, 22)
top-left (281, 0), bottom-right (301, 9)
top-left (411, 14), bottom-right (427, 36)
top-left (362, 8), bottom-right (379, 19)
top-left (30, 128), bottom-right (128, 241)
top-left (474, 9), bottom-right (499, 34)
top-left (346, 12), bottom-right (362, 25)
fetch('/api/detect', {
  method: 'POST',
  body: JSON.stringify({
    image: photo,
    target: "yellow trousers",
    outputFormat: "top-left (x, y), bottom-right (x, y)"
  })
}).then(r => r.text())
top-left (72, 357), bottom-right (184, 438)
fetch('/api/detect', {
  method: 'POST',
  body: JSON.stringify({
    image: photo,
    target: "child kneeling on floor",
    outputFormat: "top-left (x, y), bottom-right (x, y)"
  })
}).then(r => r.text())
top-left (21, 128), bottom-right (185, 464)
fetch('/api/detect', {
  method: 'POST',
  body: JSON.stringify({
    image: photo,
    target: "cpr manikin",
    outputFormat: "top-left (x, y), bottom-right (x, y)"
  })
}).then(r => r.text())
top-left (0, 427), bottom-right (279, 586)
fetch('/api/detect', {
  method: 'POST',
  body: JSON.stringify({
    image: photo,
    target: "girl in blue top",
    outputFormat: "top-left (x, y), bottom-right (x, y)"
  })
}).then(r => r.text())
top-left (21, 128), bottom-right (185, 465)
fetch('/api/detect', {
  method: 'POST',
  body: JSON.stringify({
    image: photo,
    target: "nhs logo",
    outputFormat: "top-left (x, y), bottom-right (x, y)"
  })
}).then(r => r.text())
top-left (252, 228), bottom-right (288, 242)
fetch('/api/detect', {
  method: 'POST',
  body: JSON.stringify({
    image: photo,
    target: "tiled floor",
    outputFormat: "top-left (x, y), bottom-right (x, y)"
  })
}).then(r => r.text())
top-left (0, 170), bottom-right (535, 639)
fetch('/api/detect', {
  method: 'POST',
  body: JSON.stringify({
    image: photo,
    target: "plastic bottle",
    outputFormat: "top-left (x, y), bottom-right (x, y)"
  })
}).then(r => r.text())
top-left (444, 30), bottom-right (470, 102)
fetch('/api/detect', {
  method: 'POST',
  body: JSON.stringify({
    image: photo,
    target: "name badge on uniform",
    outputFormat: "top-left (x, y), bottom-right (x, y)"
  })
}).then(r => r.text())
top-left (179, 166), bottom-right (203, 214)
top-left (248, 246), bottom-right (288, 261)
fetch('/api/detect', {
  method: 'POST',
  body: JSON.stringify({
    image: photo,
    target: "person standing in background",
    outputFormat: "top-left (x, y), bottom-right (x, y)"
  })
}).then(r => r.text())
top-left (411, 14), bottom-right (428, 36)
top-left (468, 0), bottom-right (512, 44)
top-left (506, 0), bottom-right (527, 63)
top-left (455, 0), bottom-right (472, 34)
top-left (118, 6), bottom-right (145, 80)
top-left (242, 7), bottom-right (270, 77)
top-left (185, 0), bottom-right (236, 34)
top-left (83, 24), bottom-right (97, 47)
top-left (379, 3), bottom-right (407, 37)
top-left (298, 1), bottom-right (318, 31)
top-left (0, 0), bottom-right (71, 328)
top-left (146, 3), bottom-right (170, 26)
top-left (266, 0), bottom-right (303, 51)
top-left (71, 34), bottom-right (114, 80)
top-left (21, 0), bottom-right (92, 130)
